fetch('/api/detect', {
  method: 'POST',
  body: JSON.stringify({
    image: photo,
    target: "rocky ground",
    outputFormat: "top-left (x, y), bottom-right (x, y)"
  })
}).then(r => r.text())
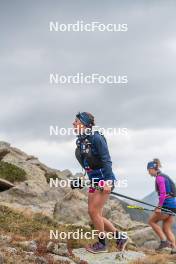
top-left (0, 141), bottom-right (175, 263)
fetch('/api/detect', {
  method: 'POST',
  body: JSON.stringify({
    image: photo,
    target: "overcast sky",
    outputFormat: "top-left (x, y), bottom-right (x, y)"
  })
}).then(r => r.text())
top-left (1, 0), bottom-right (176, 198)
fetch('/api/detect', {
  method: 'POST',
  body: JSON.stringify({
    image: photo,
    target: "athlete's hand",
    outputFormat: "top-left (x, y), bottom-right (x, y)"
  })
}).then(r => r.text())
top-left (155, 207), bottom-right (161, 214)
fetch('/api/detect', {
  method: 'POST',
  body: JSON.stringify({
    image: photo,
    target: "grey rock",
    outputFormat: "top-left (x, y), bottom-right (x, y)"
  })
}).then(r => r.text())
top-left (0, 148), bottom-right (10, 160)
top-left (0, 253), bottom-right (4, 264)
top-left (72, 248), bottom-right (145, 264)
top-left (34, 256), bottom-right (48, 264)
top-left (25, 254), bottom-right (48, 264)
top-left (130, 226), bottom-right (158, 247)
top-left (49, 254), bottom-right (75, 264)
top-left (0, 142), bottom-right (10, 148)
top-left (0, 180), bottom-right (56, 217)
top-left (3, 247), bottom-right (17, 254)
top-left (0, 235), bottom-right (12, 245)
top-left (143, 240), bottom-right (159, 249)
top-left (52, 255), bottom-right (75, 264)
top-left (1, 144), bottom-right (47, 183)
top-left (47, 242), bottom-right (68, 256)
top-left (158, 247), bottom-right (172, 254)
top-left (17, 240), bottom-right (37, 252)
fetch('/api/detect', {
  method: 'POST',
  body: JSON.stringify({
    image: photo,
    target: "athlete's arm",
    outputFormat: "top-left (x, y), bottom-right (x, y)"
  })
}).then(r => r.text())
top-left (156, 176), bottom-right (167, 207)
top-left (94, 133), bottom-right (113, 180)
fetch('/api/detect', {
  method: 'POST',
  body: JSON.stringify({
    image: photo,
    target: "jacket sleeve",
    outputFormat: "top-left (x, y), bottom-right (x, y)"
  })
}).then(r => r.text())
top-left (156, 176), bottom-right (167, 207)
top-left (93, 133), bottom-right (114, 179)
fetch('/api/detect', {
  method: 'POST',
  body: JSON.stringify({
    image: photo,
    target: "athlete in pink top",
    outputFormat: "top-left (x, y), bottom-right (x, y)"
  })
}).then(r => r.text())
top-left (147, 159), bottom-right (176, 253)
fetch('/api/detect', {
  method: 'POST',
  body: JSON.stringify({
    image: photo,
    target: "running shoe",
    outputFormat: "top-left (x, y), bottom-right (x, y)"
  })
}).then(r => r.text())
top-left (116, 237), bottom-right (128, 251)
top-left (157, 240), bottom-right (171, 251)
top-left (85, 242), bottom-right (108, 254)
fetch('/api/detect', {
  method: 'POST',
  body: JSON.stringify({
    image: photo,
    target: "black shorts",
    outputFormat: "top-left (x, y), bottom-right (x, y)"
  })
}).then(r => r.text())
top-left (162, 206), bottom-right (176, 214)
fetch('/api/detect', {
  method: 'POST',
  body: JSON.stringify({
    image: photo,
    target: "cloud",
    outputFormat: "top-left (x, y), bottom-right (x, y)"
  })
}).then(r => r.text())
top-left (1, 0), bottom-right (176, 197)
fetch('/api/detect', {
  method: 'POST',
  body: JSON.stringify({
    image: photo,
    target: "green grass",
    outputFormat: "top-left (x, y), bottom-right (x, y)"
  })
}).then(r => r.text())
top-left (0, 205), bottom-right (92, 246)
top-left (0, 205), bottom-right (58, 236)
top-left (0, 161), bottom-right (27, 183)
top-left (0, 204), bottom-right (118, 251)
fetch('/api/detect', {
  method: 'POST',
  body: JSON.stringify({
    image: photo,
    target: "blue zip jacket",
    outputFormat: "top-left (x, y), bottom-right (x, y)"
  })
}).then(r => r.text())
top-left (76, 131), bottom-right (116, 181)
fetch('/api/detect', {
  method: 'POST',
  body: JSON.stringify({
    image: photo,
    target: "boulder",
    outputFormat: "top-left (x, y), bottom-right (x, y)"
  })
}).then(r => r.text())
top-left (129, 226), bottom-right (158, 247)
top-left (143, 240), bottom-right (159, 249)
top-left (0, 180), bottom-right (57, 217)
top-left (15, 240), bottom-right (37, 252)
top-left (72, 248), bottom-right (145, 264)
top-left (49, 254), bottom-right (75, 264)
top-left (47, 242), bottom-right (68, 256)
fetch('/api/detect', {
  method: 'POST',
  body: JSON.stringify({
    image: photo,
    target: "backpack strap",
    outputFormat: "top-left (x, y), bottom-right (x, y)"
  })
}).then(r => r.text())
top-left (156, 173), bottom-right (176, 197)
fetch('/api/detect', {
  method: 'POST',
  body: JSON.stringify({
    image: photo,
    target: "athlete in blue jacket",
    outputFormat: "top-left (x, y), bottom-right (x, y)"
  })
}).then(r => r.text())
top-left (73, 112), bottom-right (128, 253)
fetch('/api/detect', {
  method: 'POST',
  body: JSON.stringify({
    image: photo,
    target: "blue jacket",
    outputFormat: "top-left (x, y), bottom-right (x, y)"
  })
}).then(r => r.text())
top-left (76, 131), bottom-right (116, 181)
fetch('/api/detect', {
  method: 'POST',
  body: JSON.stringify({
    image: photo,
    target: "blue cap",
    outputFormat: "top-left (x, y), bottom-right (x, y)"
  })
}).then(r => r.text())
top-left (147, 161), bottom-right (158, 170)
top-left (76, 112), bottom-right (93, 127)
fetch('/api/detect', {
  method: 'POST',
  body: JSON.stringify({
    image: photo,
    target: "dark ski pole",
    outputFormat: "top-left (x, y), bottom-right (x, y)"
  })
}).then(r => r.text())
top-left (70, 178), bottom-right (175, 215)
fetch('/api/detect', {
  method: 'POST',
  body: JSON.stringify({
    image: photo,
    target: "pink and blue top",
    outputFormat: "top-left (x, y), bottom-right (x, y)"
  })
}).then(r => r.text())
top-left (155, 172), bottom-right (176, 208)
